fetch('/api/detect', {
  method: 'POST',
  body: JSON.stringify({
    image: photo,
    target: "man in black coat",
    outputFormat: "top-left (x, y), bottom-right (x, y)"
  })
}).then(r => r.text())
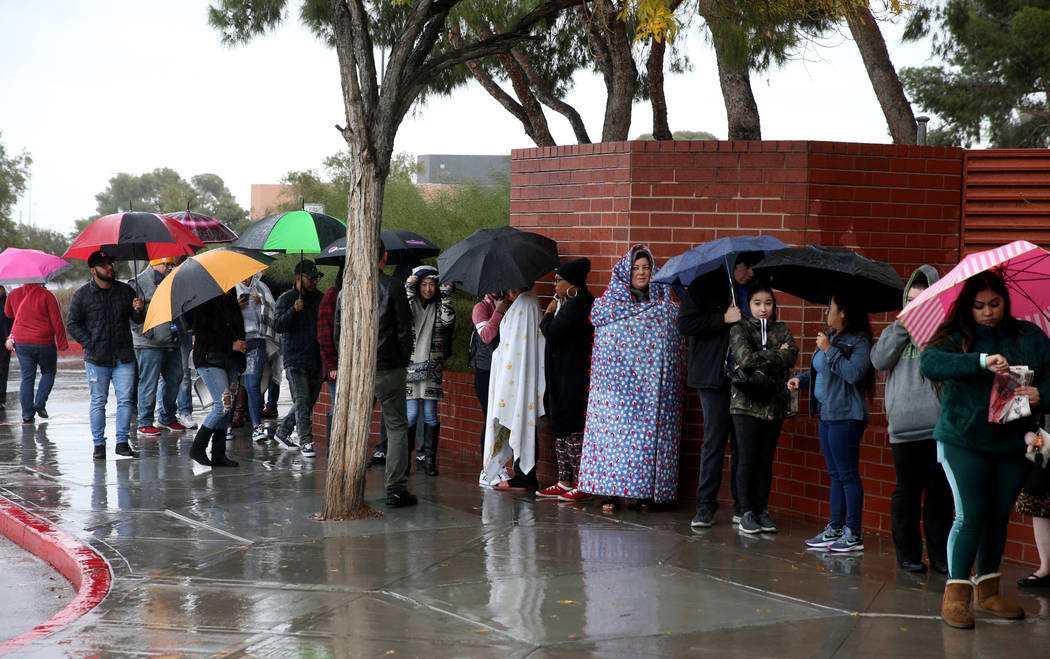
top-left (678, 253), bottom-right (758, 528)
top-left (375, 248), bottom-right (416, 507)
top-left (66, 251), bottom-right (146, 460)
top-left (273, 259), bottom-right (325, 458)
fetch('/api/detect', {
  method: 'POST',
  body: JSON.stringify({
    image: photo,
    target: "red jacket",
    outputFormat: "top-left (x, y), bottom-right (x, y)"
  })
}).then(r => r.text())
top-left (5, 284), bottom-right (69, 349)
top-left (318, 285), bottom-right (339, 378)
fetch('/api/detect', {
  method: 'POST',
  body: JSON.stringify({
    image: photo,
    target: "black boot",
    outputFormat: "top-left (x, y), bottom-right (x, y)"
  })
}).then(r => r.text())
top-left (210, 427), bottom-right (239, 467)
top-left (190, 426), bottom-right (212, 466)
top-left (423, 423), bottom-right (440, 477)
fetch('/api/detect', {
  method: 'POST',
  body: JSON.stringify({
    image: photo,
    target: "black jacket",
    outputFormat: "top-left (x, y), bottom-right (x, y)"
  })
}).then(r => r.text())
top-left (67, 279), bottom-right (145, 366)
top-left (274, 287), bottom-right (324, 373)
top-left (540, 289), bottom-right (595, 437)
top-left (377, 270), bottom-right (413, 371)
top-left (678, 269), bottom-right (735, 389)
top-left (188, 293), bottom-right (246, 371)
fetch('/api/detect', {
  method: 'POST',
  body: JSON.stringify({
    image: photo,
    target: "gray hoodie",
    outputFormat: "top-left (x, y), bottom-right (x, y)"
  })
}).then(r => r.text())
top-left (128, 267), bottom-right (179, 349)
top-left (870, 265), bottom-right (941, 443)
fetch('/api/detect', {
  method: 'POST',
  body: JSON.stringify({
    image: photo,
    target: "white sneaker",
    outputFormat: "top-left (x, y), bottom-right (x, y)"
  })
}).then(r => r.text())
top-left (226, 427), bottom-right (234, 439)
top-left (177, 414), bottom-right (198, 429)
top-left (252, 426), bottom-right (268, 442)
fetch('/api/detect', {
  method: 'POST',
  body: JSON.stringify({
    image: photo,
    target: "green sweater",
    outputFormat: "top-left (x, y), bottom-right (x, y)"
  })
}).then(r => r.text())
top-left (920, 321), bottom-right (1050, 454)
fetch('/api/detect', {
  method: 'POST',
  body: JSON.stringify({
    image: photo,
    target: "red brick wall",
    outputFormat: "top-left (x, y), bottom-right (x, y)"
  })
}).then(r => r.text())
top-left (315, 139), bottom-right (1040, 567)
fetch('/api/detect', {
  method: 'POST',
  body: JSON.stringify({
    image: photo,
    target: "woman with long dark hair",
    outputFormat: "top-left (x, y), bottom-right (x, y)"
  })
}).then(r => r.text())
top-left (188, 290), bottom-right (247, 468)
top-left (789, 292), bottom-right (874, 552)
top-left (729, 282), bottom-right (798, 534)
top-left (921, 271), bottom-right (1050, 629)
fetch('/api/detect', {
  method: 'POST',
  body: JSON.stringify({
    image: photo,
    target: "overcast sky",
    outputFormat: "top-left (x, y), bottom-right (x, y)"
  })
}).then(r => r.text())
top-left (1, 1), bottom-right (935, 235)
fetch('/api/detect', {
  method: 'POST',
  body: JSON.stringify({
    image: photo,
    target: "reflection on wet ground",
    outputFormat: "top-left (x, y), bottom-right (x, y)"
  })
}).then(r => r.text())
top-left (3, 368), bottom-right (1050, 656)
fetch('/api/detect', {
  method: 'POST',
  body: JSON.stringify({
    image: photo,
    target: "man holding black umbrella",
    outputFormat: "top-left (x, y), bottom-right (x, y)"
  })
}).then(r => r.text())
top-left (680, 252), bottom-right (762, 528)
top-left (67, 251), bottom-right (146, 460)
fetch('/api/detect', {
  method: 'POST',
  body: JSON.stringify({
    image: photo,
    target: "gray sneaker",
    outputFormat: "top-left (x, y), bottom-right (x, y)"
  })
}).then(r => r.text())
top-left (828, 528), bottom-right (864, 552)
top-left (804, 523), bottom-right (843, 548)
top-left (691, 509), bottom-right (714, 528)
top-left (738, 511), bottom-right (761, 534)
top-left (757, 511), bottom-right (777, 533)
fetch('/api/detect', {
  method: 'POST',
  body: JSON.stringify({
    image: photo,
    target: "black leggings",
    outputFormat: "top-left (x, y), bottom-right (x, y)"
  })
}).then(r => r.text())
top-left (732, 414), bottom-right (783, 515)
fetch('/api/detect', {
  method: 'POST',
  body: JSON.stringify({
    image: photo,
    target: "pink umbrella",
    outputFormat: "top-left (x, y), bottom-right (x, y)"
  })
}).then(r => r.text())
top-left (0, 248), bottom-right (72, 285)
top-left (898, 240), bottom-right (1050, 347)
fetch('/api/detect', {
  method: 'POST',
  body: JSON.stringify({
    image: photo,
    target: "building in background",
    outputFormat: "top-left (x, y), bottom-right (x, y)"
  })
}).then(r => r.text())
top-left (415, 154), bottom-right (509, 185)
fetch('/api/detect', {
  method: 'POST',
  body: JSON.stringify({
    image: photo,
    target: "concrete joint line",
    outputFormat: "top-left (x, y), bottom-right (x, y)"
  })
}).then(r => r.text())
top-left (382, 590), bottom-right (529, 645)
top-left (163, 510), bottom-right (255, 545)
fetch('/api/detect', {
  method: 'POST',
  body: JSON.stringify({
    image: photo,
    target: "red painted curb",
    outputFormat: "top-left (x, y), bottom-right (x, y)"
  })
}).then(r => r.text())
top-left (0, 497), bottom-right (111, 655)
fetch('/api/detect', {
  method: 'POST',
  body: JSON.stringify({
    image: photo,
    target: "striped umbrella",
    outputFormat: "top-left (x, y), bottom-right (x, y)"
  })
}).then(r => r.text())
top-left (898, 240), bottom-right (1050, 347)
top-left (143, 247), bottom-right (274, 332)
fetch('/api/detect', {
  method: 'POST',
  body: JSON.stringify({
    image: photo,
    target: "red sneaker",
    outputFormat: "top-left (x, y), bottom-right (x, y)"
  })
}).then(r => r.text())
top-left (137, 426), bottom-right (161, 436)
top-left (536, 483), bottom-right (570, 498)
top-left (558, 488), bottom-right (592, 502)
top-left (158, 421), bottom-right (187, 432)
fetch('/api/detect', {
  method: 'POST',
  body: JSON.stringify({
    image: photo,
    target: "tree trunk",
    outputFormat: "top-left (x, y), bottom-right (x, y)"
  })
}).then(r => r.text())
top-left (601, 4), bottom-right (637, 142)
top-left (322, 159), bottom-right (384, 520)
top-left (845, 5), bottom-right (917, 144)
top-left (709, 23), bottom-right (761, 140)
top-left (647, 36), bottom-right (672, 140)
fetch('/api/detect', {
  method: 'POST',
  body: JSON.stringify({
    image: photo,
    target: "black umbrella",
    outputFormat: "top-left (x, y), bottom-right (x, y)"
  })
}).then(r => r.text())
top-left (753, 245), bottom-right (905, 312)
top-left (438, 226), bottom-right (559, 296)
top-left (315, 229), bottom-right (440, 266)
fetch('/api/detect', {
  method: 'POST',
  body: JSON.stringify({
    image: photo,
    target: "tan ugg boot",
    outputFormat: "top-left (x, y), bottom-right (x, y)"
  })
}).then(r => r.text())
top-left (974, 573), bottom-right (1025, 619)
top-left (942, 579), bottom-right (975, 629)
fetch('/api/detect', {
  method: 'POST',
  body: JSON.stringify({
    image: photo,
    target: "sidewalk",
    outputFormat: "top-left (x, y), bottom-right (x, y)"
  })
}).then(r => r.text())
top-left (2, 368), bottom-right (1050, 656)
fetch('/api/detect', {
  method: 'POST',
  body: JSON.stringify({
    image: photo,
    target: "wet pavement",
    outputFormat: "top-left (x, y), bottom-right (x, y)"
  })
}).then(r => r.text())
top-left (3, 362), bottom-right (1050, 656)
top-left (0, 533), bottom-right (74, 642)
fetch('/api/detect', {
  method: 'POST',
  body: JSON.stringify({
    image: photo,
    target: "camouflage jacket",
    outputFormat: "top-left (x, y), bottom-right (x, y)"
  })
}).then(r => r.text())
top-left (728, 318), bottom-right (799, 420)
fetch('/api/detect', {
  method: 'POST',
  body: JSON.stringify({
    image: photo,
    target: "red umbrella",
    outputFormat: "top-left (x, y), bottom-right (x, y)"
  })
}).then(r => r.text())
top-left (64, 212), bottom-right (204, 261)
top-left (161, 210), bottom-right (237, 244)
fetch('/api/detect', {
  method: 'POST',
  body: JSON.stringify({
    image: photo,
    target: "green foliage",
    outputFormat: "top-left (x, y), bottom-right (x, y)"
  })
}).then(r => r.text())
top-left (901, 1), bottom-right (1050, 147)
top-left (78, 168), bottom-right (249, 238)
top-left (0, 132), bottom-right (32, 246)
top-left (635, 129), bottom-right (717, 140)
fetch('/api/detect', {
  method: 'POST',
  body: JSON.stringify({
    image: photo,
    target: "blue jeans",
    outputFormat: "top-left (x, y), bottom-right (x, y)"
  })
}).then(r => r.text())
top-left (14, 343), bottom-right (57, 419)
top-left (136, 347), bottom-right (183, 426)
top-left (818, 419), bottom-right (867, 535)
top-left (85, 360), bottom-right (136, 446)
top-left (176, 333), bottom-right (194, 417)
top-left (277, 367), bottom-right (322, 444)
top-left (406, 398), bottom-right (438, 427)
top-left (197, 365), bottom-right (239, 430)
top-left (266, 377), bottom-right (279, 406)
top-left (244, 339), bottom-right (266, 426)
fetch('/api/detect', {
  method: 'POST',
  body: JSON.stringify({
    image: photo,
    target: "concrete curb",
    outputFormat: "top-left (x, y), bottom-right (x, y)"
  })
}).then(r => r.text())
top-left (0, 497), bottom-right (111, 655)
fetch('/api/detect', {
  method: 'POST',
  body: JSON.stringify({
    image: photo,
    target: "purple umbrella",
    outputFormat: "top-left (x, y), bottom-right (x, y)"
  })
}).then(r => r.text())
top-left (161, 210), bottom-right (238, 244)
top-left (0, 248), bottom-right (71, 284)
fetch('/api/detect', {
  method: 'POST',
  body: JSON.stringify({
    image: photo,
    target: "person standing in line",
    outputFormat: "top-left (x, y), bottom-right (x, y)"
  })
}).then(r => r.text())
top-left (376, 247), bottom-right (417, 507)
top-left (128, 256), bottom-right (186, 436)
top-left (187, 290), bottom-right (247, 468)
top-left (577, 246), bottom-right (685, 511)
top-left (272, 260), bottom-right (325, 459)
top-left (66, 251), bottom-right (145, 460)
top-left (920, 271), bottom-right (1050, 629)
top-left (870, 265), bottom-right (952, 574)
top-left (404, 265), bottom-right (455, 477)
top-left (237, 273), bottom-right (278, 443)
top-left (729, 282), bottom-right (798, 534)
top-left (790, 292), bottom-right (874, 553)
top-left (0, 285), bottom-right (11, 411)
top-left (481, 285), bottom-right (546, 490)
top-left (536, 258), bottom-right (595, 502)
top-left (5, 281), bottom-right (69, 423)
top-left (1015, 433), bottom-right (1050, 589)
top-left (469, 291), bottom-right (508, 431)
top-left (681, 252), bottom-right (761, 528)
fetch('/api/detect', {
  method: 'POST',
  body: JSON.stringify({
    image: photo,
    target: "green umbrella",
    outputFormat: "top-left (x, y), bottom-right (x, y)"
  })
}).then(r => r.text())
top-left (234, 210), bottom-right (347, 253)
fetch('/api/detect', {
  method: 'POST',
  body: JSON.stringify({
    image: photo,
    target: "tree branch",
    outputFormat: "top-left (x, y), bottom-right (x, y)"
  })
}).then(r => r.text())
top-left (511, 45), bottom-right (592, 144)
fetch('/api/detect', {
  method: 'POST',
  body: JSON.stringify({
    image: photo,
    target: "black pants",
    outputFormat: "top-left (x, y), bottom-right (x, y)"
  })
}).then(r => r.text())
top-left (733, 414), bottom-right (782, 515)
top-left (891, 440), bottom-right (953, 566)
top-left (474, 368), bottom-right (490, 447)
top-left (695, 385), bottom-right (740, 515)
top-left (0, 347), bottom-right (9, 405)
